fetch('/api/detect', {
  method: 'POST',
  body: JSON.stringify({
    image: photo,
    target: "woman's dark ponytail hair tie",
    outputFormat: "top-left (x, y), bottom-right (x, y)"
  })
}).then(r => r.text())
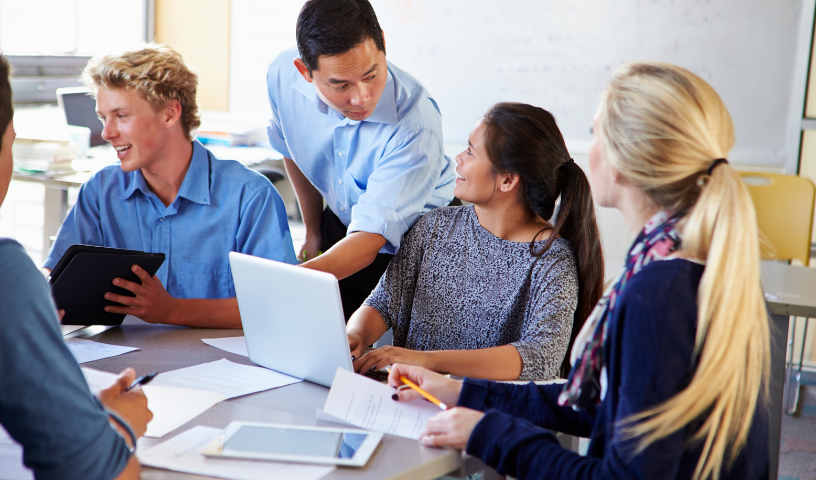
top-left (560, 158), bottom-right (575, 170)
top-left (707, 158), bottom-right (728, 175)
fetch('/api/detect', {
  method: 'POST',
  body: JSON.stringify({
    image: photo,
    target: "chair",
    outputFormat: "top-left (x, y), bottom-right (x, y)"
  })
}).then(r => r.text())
top-left (740, 171), bottom-right (816, 414)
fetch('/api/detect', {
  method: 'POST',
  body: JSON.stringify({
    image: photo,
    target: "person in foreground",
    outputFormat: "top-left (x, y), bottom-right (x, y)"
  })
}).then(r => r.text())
top-left (0, 55), bottom-right (152, 480)
top-left (348, 103), bottom-right (604, 381)
top-left (43, 44), bottom-right (296, 328)
top-left (267, 0), bottom-right (456, 319)
top-left (389, 63), bottom-right (770, 479)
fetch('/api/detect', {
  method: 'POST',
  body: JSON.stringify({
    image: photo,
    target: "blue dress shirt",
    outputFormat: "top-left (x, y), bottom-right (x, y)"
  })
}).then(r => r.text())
top-left (266, 47), bottom-right (456, 254)
top-left (1, 239), bottom-right (131, 480)
top-left (44, 141), bottom-right (297, 299)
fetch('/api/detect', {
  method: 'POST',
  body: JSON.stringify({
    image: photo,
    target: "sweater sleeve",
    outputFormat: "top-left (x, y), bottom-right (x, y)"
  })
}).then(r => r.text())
top-left (512, 245), bottom-right (578, 380)
top-left (458, 379), bottom-right (595, 437)
top-left (462, 261), bottom-right (705, 480)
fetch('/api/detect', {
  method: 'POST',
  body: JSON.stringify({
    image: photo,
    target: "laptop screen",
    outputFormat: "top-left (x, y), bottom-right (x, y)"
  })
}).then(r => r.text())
top-left (57, 87), bottom-right (105, 147)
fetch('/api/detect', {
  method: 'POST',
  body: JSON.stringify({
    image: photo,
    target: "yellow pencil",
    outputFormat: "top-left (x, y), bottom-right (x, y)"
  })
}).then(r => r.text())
top-left (399, 376), bottom-right (448, 410)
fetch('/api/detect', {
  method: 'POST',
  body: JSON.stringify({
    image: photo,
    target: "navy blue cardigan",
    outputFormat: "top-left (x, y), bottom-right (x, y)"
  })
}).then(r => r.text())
top-left (459, 259), bottom-right (769, 479)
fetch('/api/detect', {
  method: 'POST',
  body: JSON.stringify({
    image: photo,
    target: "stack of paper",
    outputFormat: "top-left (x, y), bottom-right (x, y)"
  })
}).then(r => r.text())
top-left (12, 138), bottom-right (80, 172)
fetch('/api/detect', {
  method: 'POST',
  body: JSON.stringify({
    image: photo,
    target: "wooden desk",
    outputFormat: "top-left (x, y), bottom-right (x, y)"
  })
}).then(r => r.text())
top-left (73, 316), bottom-right (498, 480)
top-left (760, 261), bottom-right (816, 480)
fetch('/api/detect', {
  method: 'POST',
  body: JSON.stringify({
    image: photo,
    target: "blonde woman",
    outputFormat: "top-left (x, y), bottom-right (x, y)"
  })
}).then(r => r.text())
top-left (388, 62), bottom-right (770, 480)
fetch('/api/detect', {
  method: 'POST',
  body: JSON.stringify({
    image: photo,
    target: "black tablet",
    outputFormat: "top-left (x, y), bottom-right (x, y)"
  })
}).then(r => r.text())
top-left (49, 245), bottom-right (165, 326)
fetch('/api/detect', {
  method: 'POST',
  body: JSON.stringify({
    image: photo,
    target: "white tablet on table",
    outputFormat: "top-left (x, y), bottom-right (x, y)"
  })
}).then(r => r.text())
top-left (201, 421), bottom-right (383, 467)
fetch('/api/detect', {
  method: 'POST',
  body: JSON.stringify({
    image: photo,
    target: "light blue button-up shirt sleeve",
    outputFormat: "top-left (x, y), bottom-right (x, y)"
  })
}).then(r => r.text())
top-left (43, 176), bottom-right (105, 270)
top-left (235, 185), bottom-right (297, 265)
top-left (266, 66), bottom-right (292, 159)
top-left (348, 127), bottom-right (446, 253)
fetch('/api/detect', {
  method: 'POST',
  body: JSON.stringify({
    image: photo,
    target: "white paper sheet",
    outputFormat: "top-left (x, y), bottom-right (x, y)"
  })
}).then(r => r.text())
top-left (137, 426), bottom-right (335, 480)
top-left (65, 338), bottom-right (139, 363)
top-left (81, 368), bottom-right (228, 438)
top-left (323, 368), bottom-right (442, 440)
top-left (314, 408), bottom-right (357, 428)
top-left (0, 426), bottom-right (33, 480)
top-left (202, 337), bottom-right (248, 357)
top-left (148, 359), bottom-right (301, 399)
top-left (141, 386), bottom-right (226, 438)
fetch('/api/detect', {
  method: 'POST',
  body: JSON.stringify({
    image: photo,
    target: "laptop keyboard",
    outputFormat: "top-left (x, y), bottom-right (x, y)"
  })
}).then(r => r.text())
top-left (361, 369), bottom-right (389, 383)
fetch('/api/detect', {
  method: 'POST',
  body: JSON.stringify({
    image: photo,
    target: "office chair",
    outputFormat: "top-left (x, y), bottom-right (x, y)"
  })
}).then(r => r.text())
top-left (740, 171), bottom-right (815, 414)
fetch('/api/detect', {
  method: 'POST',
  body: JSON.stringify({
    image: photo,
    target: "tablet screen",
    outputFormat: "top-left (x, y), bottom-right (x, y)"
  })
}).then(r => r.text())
top-left (223, 425), bottom-right (369, 459)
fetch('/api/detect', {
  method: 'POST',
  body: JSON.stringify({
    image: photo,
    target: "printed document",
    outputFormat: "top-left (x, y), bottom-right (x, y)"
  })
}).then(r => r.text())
top-left (0, 425), bottom-right (32, 480)
top-left (149, 358), bottom-right (301, 399)
top-left (138, 425), bottom-right (334, 480)
top-left (202, 336), bottom-right (248, 357)
top-left (65, 337), bottom-right (139, 363)
top-left (81, 368), bottom-right (227, 438)
top-left (322, 368), bottom-right (441, 440)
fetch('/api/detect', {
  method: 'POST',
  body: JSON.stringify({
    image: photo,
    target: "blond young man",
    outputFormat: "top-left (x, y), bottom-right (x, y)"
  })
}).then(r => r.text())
top-left (44, 44), bottom-right (297, 328)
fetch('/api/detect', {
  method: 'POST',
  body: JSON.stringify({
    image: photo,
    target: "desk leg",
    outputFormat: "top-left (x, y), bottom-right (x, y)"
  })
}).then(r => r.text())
top-left (43, 186), bottom-right (68, 254)
top-left (769, 313), bottom-right (789, 480)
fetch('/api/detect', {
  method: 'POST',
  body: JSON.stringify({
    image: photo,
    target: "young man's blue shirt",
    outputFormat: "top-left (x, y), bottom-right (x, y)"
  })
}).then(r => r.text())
top-left (44, 141), bottom-right (297, 298)
top-left (266, 46), bottom-right (456, 255)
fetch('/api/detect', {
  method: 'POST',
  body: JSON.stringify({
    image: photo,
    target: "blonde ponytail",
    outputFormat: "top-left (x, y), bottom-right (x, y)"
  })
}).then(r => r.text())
top-left (598, 62), bottom-right (770, 480)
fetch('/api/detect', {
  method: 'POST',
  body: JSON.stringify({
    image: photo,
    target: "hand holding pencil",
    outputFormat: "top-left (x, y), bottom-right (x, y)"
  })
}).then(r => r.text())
top-left (388, 364), bottom-right (463, 409)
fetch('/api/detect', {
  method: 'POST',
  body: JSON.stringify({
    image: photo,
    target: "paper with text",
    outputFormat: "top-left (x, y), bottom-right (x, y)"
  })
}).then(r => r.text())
top-left (65, 338), bottom-right (139, 364)
top-left (137, 426), bottom-right (334, 480)
top-left (0, 425), bottom-right (32, 480)
top-left (202, 337), bottom-right (248, 357)
top-left (322, 368), bottom-right (441, 440)
top-left (81, 368), bottom-right (227, 438)
top-left (148, 359), bottom-right (301, 399)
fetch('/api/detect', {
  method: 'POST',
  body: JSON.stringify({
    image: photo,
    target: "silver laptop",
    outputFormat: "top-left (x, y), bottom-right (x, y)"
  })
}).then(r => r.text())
top-left (229, 252), bottom-right (354, 387)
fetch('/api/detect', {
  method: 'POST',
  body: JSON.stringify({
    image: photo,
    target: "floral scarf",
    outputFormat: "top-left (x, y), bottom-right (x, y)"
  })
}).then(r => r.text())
top-left (558, 210), bottom-right (683, 410)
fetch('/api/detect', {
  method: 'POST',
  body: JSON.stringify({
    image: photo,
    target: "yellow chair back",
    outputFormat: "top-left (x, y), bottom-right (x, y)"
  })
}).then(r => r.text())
top-left (738, 172), bottom-right (815, 266)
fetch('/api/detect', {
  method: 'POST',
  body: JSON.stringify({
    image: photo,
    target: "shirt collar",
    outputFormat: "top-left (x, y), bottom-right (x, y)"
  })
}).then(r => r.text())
top-left (291, 67), bottom-right (398, 125)
top-left (118, 141), bottom-right (211, 206)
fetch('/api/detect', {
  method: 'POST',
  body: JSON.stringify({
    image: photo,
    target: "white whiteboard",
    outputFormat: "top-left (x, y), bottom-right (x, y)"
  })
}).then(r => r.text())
top-left (230, 0), bottom-right (805, 168)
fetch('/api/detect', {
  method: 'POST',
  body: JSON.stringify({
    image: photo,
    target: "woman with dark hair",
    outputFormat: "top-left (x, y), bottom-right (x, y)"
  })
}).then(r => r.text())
top-left (347, 102), bottom-right (604, 380)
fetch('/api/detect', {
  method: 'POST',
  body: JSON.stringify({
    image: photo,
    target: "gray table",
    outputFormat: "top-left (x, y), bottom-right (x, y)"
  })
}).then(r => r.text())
top-left (73, 316), bottom-right (498, 480)
top-left (760, 261), bottom-right (816, 480)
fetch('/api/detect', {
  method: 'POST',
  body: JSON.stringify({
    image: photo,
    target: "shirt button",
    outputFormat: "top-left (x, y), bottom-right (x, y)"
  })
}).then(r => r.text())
top-left (339, 207), bottom-right (345, 212)
top-left (338, 151), bottom-right (344, 157)
top-left (161, 217), bottom-right (165, 221)
top-left (338, 179), bottom-right (343, 185)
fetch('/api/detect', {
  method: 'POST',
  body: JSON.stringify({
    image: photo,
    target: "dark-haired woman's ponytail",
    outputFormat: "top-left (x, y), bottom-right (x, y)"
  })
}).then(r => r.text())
top-left (537, 160), bottom-right (604, 378)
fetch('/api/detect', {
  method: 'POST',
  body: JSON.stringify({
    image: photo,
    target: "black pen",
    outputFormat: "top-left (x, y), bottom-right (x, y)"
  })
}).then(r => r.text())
top-left (125, 371), bottom-right (159, 392)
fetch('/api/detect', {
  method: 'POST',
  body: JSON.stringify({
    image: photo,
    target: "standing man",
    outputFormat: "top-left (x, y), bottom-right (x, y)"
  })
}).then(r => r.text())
top-left (267, 0), bottom-right (456, 319)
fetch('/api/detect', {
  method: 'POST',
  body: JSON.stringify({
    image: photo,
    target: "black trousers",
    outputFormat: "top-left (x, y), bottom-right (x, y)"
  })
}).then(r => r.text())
top-left (321, 199), bottom-right (462, 321)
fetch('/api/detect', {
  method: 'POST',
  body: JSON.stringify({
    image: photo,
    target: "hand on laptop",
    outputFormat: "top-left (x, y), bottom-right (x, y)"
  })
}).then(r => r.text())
top-left (353, 345), bottom-right (436, 374)
top-left (104, 265), bottom-right (177, 324)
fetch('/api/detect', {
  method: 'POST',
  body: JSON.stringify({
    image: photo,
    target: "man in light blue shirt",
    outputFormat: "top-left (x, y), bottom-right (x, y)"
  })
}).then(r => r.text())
top-left (267, 0), bottom-right (456, 319)
top-left (45, 44), bottom-right (296, 328)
